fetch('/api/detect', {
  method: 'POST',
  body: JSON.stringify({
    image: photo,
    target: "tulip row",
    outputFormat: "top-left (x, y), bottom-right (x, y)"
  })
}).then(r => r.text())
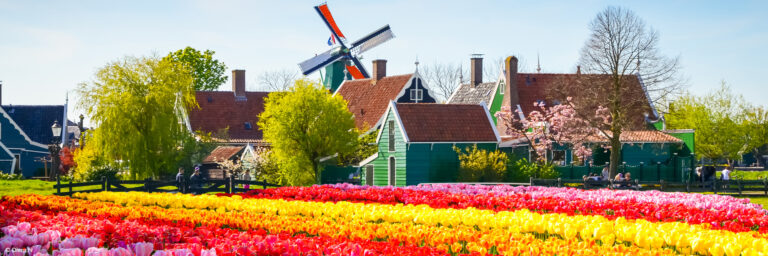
top-left (73, 191), bottom-right (768, 255)
top-left (0, 197), bottom-right (449, 256)
top-left (409, 183), bottom-right (763, 213)
top-left (235, 184), bottom-right (768, 233)
top-left (6, 194), bottom-right (676, 256)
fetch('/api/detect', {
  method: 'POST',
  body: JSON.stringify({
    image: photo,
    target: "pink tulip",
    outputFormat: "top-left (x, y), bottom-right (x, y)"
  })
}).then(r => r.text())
top-left (85, 248), bottom-right (110, 256)
top-left (53, 248), bottom-right (83, 256)
top-left (27, 244), bottom-right (50, 255)
top-left (108, 248), bottom-right (133, 256)
top-left (150, 250), bottom-right (172, 256)
top-left (173, 249), bottom-right (193, 256)
top-left (130, 242), bottom-right (153, 256)
top-left (200, 249), bottom-right (217, 256)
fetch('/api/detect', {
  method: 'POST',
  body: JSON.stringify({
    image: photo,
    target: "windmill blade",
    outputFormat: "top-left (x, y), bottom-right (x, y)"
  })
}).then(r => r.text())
top-left (298, 48), bottom-right (344, 75)
top-left (348, 56), bottom-right (370, 79)
top-left (350, 25), bottom-right (394, 54)
top-left (315, 4), bottom-right (347, 47)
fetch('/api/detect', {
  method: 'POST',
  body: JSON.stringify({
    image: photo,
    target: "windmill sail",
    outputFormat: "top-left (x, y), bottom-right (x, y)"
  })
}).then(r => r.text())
top-left (299, 47), bottom-right (344, 75)
top-left (351, 25), bottom-right (394, 54)
top-left (316, 4), bottom-right (346, 42)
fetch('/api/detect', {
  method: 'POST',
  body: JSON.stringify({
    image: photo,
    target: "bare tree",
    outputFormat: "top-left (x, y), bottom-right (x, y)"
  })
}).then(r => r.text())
top-left (419, 62), bottom-right (465, 102)
top-left (256, 69), bottom-right (299, 92)
top-left (575, 6), bottom-right (682, 176)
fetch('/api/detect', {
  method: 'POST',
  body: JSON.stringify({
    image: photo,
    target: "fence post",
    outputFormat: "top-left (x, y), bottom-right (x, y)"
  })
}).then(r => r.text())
top-left (56, 176), bottom-right (61, 195)
top-left (68, 179), bottom-right (73, 196)
top-left (105, 177), bottom-right (110, 192)
top-left (639, 162), bottom-right (644, 181)
top-left (101, 177), bottom-right (106, 192)
top-left (145, 177), bottom-right (151, 193)
top-left (529, 177), bottom-right (534, 186)
top-left (737, 179), bottom-right (742, 195)
top-left (713, 178), bottom-right (718, 194)
top-left (685, 180), bottom-right (690, 193)
top-left (660, 180), bottom-right (665, 191)
top-left (227, 176), bottom-right (233, 194)
top-left (263, 179), bottom-right (267, 189)
top-left (557, 178), bottom-right (562, 187)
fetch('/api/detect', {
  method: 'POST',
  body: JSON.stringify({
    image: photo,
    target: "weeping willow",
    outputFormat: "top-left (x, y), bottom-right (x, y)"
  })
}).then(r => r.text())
top-left (77, 56), bottom-right (196, 179)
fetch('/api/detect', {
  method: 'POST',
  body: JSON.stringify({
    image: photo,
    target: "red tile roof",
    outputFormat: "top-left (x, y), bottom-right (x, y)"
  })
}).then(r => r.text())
top-left (395, 103), bottom-right (498, 142)
top-left (510, 73), bottom-right (655, 129)
top-left (336, 74), bottom-right (413, 130)
top-left (203, 146), bottom-right (244, 163)
top-left (501, 130), bottom-right (682, 146)
top-left (188, 91), bottom-right (269, 142)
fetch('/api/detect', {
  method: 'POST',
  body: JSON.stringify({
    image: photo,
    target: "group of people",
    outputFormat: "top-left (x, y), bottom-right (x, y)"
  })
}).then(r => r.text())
top-left (580, 166), bottom-right (635, 188)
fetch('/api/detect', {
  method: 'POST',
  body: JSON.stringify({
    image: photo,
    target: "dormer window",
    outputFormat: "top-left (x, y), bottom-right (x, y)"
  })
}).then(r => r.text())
top-left (244, 122), bottom-right (253, 130)
top-left (410, 88), bottom-right (423, 101)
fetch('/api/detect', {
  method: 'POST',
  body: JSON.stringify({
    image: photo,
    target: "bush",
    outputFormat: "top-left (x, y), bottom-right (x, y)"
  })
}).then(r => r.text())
top-left (454, 145), bottom-right (509, 182)
top-left (507, 158), bottom-right (559, 182)
top-left (0, 173), bottom-right (23, 180)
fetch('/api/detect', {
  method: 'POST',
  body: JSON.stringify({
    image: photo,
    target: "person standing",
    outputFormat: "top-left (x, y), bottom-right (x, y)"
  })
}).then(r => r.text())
top-left (175, 167), bottom-right (185, 193)
top-left (722, 166), bottom-right (732, 181)
top-left (190, 166), bottom-right (204, 194)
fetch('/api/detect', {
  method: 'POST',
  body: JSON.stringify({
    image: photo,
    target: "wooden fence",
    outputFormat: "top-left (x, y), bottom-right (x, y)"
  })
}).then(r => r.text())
top-left (53, 176), bottom-right (279, 196)
top-left (530, 178), bottom-right (768, 196)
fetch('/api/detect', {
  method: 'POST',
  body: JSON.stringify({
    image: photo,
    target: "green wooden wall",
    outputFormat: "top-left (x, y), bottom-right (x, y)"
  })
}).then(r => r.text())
top-left (405, 143), bottom-right (497, 185)
top-left (369, 110), bottom-right (407, 186)
top-left (489, 81), bottom-right (504, 124)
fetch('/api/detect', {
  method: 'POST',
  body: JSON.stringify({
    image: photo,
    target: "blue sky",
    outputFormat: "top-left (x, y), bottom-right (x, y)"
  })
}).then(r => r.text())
top-left (1, 0), bottom-right (766, 116)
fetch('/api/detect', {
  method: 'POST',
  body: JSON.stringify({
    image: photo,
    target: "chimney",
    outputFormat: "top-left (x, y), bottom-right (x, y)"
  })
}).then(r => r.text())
top-left (505, 56), bottom-right (519, 108)
top-left (372, 59), bottom-right (387, 80)
top-left (232, 70), bottom-right (246, 97)
top-left (470, 54), bottom-right (483, 87)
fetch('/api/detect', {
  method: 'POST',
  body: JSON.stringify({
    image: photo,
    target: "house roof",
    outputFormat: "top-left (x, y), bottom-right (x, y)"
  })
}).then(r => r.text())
top-left (203, 146), bottom-right (245, 163)
top-left (336, 74), bottom-right (413, 130)
top-left (394, 103), bottom-right (498, 142)
top-left (1, 105), bottom-right (75, 145)
top-left (511, 73), bottom-right (656, 128)
top-left (501, 130), bottom-right (682, 147)
top-left (447, 82), bottom-right (498, 105)
top-left (188, 91), bottom-right (269, 142)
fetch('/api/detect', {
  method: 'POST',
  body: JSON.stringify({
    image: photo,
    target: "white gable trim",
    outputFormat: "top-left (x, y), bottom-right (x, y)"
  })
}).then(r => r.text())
top-left (358, 152), bottom-right (379, 166)
top-left (332, 79), bottom-right (351, 97)
top-left (0, 141), bottom-right (15, 175)
top-left (241, 143), bottom-right (256, 160)
top-left (636, 74), bottom-right (660, 119)
top-left (0, 107), bottom-right (48, 149)
top-left (481, 102), bottom-right (501, 143)
top-left (375, 101), bottom-right (410, 144)
top-left (392, 73), bottom-right (418, 101)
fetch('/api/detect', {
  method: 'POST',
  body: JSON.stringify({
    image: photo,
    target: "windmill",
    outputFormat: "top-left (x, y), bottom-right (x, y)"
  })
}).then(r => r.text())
top-left (298, 3), bottom-right (395, 92)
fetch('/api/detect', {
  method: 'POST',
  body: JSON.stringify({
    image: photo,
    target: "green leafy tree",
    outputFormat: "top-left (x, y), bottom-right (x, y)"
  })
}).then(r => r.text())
top-left (258, 79), bottom-right (358, 185)
top-left (76, 56), bottom-right (196, 179)
top-left (164, 47), bottom-right (227, 91)
top-left (337, 131), bottom-right (378, 166)
top-left (667, 82), bottom-right (765, 164)
top-left (507, 158), bottom-right (559, 182)
top-left (454, 145), bottom-right (509, 182)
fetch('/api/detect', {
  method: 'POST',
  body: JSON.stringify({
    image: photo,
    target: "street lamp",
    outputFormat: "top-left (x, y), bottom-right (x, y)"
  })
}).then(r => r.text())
top-left (49, 120), bottom-right (62, 181)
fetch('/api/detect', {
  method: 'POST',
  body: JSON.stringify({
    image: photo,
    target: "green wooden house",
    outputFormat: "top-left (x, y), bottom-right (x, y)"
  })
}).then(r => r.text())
top-left (359, 101), bottom-right (500, 186)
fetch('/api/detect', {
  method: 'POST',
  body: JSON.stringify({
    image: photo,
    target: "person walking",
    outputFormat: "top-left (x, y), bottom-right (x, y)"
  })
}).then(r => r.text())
top-left (721, 166), bottom-right (732, 181)
top-left (190, 166), bottom-right (204, 194)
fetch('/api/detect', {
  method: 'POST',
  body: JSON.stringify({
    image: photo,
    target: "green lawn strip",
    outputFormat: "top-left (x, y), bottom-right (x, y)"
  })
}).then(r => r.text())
top-left (716, 170), bottom-right (768, 180)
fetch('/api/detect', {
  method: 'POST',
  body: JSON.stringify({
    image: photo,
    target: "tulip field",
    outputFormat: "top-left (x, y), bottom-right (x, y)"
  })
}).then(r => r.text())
top-left (2, 184), bottom-right (768, 255)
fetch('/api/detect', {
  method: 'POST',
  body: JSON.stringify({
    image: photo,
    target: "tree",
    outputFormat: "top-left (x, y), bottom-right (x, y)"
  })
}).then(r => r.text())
top-left (420, 62), bottom-right (464, 102)
top-left (258, 79), bottom-right (358, 185)
top-left (667, 82), bottom-right (767, 164)
top-left (495, 99), bottom-right (600, 165)
top-left (257, 69), bottom-right (299, 92)
top-left (164, 47), bottom-right (228, 91)
top-left (337, 131), bottom-right (378, 166)
top-left (76, 56), bottom-right (197, 179)
top-left (577, 6), bottom-right (682, 176)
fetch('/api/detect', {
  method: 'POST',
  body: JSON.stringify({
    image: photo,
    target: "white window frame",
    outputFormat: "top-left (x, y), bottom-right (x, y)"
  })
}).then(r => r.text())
top-left (388, 156), bottom-right (396, 186)
top-left (410, 88), bottom-right (423, 102)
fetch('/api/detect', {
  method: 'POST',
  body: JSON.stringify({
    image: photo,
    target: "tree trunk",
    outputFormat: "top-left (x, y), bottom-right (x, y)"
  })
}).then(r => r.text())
top-left (313, 161), bottom-right (322, 185)
top-left (609, 133), bottom-right (622, 178)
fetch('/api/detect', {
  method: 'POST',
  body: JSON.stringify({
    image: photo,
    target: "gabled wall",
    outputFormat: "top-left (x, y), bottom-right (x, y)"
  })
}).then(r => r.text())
top-left (0, 109), bottom-right (49, 177)
top-left (395, 77), bottom-right (436, 103)
top-left (370, 110), bottom-right (407, 186)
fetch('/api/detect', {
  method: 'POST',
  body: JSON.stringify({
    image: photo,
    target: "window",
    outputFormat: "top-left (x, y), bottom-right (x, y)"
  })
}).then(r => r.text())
top-left (552, 150), bottom-right (566, 166)
top-left (388, 120), bottom-right (395, 152)
top-left (410, 88), bottom-right (423, 101)
top-left (244, 122), bottom-right (253, 130)
top-left (365, 165), bottom-right (374, 186)
top-left (499, 81), bottom-right (505, 94)
top-left (388, 157), bottom-right (396, 186)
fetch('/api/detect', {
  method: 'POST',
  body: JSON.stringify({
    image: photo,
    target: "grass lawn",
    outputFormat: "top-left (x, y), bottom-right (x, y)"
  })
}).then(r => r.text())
top-left (0, 179), bottom-right (102, 197)
top-left (716, 170), bottom-right (768, 180)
